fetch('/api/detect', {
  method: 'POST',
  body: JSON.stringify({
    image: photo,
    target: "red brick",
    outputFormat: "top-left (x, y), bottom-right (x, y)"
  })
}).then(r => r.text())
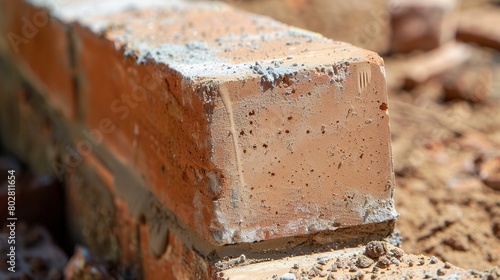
top-left (389, 0), bottom-right (457, 54)
top-left (32, 0), bottom-right (396, 247)
top-left (0, 0), bottom-right (77, 119)
top-left (64, 154), bottom-right (139, 269)
top-left (457, 5), bottom-right (500, 50)
top-left (0, 55), bottom-right (63, 175)
top-left (442, 65), bottom-right (493, 103)
top-left (139, 225), bottom-right (214, 280)
top-left (386, 42), bottom-right (472, 90)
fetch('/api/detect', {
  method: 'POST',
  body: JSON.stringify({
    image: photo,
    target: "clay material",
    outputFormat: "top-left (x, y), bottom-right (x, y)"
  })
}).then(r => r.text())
top-left (17, 0), bottom-right (397, 248)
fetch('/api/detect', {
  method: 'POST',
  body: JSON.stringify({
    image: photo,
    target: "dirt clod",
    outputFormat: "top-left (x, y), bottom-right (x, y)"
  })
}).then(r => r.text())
top-left (375, 256), bottom-right (391, 269)
top-left (364, 241), bottom-right (388, 260)
top-left (357, 255), bottom-right (375, 268)
top-left (390, 248), bottom-right (404, 260)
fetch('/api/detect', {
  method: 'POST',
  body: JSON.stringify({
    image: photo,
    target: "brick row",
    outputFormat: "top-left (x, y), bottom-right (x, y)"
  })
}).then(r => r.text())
top-left (0, 0), bottom-right (397, 278)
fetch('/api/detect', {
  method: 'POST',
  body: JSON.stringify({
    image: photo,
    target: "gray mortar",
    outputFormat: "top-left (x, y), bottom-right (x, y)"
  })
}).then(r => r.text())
top-left (132, 41), bottom-right (225, 66)
top-left (27, 0), bottom-right (222, 33)
top-left (249, 61), bottom-right (300, 90)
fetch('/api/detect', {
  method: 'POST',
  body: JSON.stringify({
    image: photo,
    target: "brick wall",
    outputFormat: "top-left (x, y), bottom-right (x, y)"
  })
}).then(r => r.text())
top-left (0, 0), bottom-right (397, 278)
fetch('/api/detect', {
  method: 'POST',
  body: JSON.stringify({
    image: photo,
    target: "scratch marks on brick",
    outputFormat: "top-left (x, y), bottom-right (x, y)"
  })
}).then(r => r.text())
top-left (357, 64), bottom-right (372, 93)
top-left (219, 84), bottom-right (247, 200)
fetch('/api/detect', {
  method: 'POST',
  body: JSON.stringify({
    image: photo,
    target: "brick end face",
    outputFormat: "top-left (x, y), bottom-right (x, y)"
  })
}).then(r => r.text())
top-left (208, 59), bottom-right (395, 244)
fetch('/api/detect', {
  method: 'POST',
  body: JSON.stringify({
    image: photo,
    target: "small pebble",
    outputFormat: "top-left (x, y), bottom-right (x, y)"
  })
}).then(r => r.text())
top-left (280, 273), bottom-right (297, 280)
top-left (422, 273), bottom-right (433, 279)
top-left (437, 268), bottom-right (446, 276)
top-left (376, 256), bottom-right (391, 268)
top-left (390, 248), bottom-right (404, 260)
top-left (365, 241), bottom-right (388, 259)
top-left (390, 257), bottom-right (400, 265)
top-left (357, 255), bottom-right (375, 268)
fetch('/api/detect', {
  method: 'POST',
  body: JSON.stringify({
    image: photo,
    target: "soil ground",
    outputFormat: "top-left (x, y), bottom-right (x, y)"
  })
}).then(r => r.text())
top-left (387, 59), bottom-right (500, 271)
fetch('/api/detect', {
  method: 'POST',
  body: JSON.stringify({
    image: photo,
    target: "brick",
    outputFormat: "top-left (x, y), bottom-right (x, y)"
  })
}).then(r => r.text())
top-left (457, 5), bottom-right (500, 50)
top-left (218, 0), bottom-right (391, 53)
top-left (64, 153), bottom-right (140, 271)
top-left (26, 0), bottom-right (396, 249)
top-left (389, 0), bottom-right (458, 53)
top-left (139, 225), bottom-right (214, 280)
top-left (0, 0), bottom-right (77, 119)
top-left (386, 42), bottom-right (472, 90)
top-left (0, 54), bottom-right (64, 175)
top-left (67, 155), bottom-right (214, 279)
top-left (442, 65), bottom-right (493, 103)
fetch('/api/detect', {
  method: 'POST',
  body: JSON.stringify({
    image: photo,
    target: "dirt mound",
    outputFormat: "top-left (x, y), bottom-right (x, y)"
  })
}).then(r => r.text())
top-left (389, 72), bottom-right (500, 270)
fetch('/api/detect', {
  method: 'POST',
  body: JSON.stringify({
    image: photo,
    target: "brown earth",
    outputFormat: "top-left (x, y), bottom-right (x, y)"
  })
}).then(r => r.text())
top-left (388, 54), bottom-right (500, 271)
